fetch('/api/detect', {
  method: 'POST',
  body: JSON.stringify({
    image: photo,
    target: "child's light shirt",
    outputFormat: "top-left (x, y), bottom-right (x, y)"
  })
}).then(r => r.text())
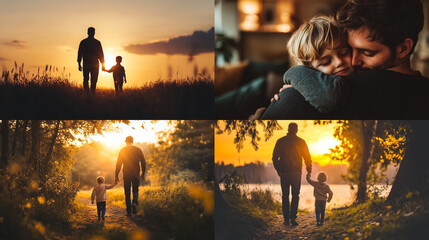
top-left (91, 184), bottom-right (115, 203)
top-left (306, 175), bottom-right (333, 201)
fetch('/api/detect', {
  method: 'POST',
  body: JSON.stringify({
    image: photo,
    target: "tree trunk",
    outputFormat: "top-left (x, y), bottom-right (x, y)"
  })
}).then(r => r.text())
top-left (11, 120), bottom-right (20, 157)
top-left (388, 121), bottom-right (429, 200)
top-left (1, 120), bottom-right (10, 169)
top-left (21, 120), bottom-right (29, 156)
top-left (44, 120), bottom-right (60, 175)
top-left (356, 120), bottom-right (378, 203)
top-left (30, 120), bottom-right (41, 178)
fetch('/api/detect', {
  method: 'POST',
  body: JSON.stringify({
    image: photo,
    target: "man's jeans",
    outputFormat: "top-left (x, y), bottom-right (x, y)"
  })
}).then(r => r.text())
top-left (315, 200), bottom-right (326, 223)
top-left (96, 201), bottom-right (106, 219)
top-left (83, 66), bottom-right (99, 94)
top-left (124, 175), bottom-right (140, 213)
top-left (280, 172), bottom-right (301, 221)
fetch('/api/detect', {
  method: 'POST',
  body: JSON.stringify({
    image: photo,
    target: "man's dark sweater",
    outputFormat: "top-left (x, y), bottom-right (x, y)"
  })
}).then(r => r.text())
top-left (272, 133), bottom-right (312, 174)
top-left (78, 37), bottom-right (104, 69)
top-left (262, 67), bottom-right (429, 119)
top-left (115, 145), bottom-right (146, 179)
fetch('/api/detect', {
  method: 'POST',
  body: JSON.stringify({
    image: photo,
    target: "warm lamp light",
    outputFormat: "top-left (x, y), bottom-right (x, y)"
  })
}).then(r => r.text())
top-left (276, 24), bottom-right (292, 33)
top-left (238, 0), bottom-right (262, 15)
top-left (240, 14), bottom-right (260, 31)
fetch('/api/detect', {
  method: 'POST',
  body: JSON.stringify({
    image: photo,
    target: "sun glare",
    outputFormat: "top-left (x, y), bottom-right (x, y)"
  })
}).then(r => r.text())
top-left (311, 136), bottom-right (340, 156)
top-left (87, 121), bottom-right (174, 151)
top-left (104, 51), bottom-right (117, 69)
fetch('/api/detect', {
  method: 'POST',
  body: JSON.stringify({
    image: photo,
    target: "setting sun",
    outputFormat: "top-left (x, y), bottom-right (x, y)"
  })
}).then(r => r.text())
top-left (90, 121), bottom-right (174, 150)
top-left (311, 137), bottom-right (340, 155)
top-left (215, 120), bottom-right (346, 167)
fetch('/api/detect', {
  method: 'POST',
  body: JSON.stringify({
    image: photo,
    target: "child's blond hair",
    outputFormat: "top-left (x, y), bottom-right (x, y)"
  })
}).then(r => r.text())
top-left (316, 171), bottom-right (328, 183)
top-left (287, 15), bottom-right (347, 66)
top-left (96, 176), bottom-right (105, 184)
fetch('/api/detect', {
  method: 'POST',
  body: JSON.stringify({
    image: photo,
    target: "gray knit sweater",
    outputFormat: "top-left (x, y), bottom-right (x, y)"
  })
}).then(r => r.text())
top-left (283, 65), bottom-right (349, 113)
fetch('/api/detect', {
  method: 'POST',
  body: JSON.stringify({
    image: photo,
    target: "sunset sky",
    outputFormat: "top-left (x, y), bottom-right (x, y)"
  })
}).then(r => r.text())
top-left (73, 120), bottom-right (174, 153)
top-left (0, 0), bottom-right (214, 88)
top-left (215, 120), bottom-right (346, 167)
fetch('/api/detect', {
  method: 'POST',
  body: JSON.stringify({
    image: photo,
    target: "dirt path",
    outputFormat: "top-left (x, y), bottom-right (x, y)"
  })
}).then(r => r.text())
top-left (254, 213), bottom-right (321, 240)
top-left (73, 196), bottom-right (140, 231)
top-left (64, 196), bottom-right (172, 240)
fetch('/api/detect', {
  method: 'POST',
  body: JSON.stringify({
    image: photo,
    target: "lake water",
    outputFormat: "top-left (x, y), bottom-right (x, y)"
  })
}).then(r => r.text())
top-left (224, 184), bottom-right (391, 211)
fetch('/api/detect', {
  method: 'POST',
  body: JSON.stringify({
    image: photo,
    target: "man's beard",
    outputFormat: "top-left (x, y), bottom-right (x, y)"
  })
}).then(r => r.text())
top-left (354, 49), bottom-right (396, 73)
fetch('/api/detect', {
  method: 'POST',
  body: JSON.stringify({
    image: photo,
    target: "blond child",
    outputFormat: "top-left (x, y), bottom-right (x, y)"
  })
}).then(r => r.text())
top-left (278, 15), bottom-right (354, 113)
top-left (306, 172), bottom-right (333, 226)
top-left (91, 176), bottom-right (117, 221)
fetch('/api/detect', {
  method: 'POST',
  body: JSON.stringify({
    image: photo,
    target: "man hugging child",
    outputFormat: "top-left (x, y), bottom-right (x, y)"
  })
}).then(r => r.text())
top-left (91, 176), bottom-right (117, 221)
top-left (259, 15), bottom-right (354, 119)
top-left (306, 172), bottom-right (333, 226)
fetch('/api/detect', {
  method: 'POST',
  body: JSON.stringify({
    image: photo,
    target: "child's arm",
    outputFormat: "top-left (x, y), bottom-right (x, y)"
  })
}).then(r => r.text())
top-left (104, 67), bottom-right (113, 73)
top-left (106, 182), bottom-right (117, 190)
top-left (283, 65), bottom-right (349, 113)
top-left (91, 188), bottom-right (96, 204)
top-left (306, 173), bottom-right (317, 187)
top-left (327, 186), bottom-right (333, 202)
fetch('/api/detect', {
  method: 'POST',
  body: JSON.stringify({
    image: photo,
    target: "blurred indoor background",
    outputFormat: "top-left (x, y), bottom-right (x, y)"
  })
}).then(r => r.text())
top-left (215, 0), bottom-right (429, 119)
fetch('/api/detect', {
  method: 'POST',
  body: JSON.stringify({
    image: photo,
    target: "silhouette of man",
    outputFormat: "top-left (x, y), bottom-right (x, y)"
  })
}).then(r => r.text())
top-left (272, 123), bottom-right (312, 226)
top-left (115, 136), bottom-right (146, 216)
top-left (77, 27), bottom-right (105, 94)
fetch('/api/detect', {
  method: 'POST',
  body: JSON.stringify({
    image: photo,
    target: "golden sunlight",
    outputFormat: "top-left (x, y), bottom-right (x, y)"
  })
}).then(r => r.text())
top-left (310, 136), bottom-right (340, 156)
top-left (104, 52), bottom-right (117, 70)
top-left (91, 121), bottom-right (173, 150)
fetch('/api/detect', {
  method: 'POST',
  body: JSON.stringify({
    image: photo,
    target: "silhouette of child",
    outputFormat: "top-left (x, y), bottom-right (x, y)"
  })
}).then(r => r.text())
top-left (306, 172), bottom-right (333, 226)
top-left (91, 176), bottom-right (117, 221)
top-left (103, 56), bottom-right (126, 92)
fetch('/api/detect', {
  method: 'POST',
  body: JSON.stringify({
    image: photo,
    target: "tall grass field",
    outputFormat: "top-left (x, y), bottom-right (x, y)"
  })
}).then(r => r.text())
top-left (0, 64), bottom-right (214, 119)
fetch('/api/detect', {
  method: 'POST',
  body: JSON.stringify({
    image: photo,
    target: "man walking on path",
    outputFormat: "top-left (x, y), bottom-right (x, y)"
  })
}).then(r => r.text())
top-left (77, 27), bottom-right (105, 94)
top-left (272, 123), bottom-right (312, 226)
top-left (115, 136), bottom-right (146, 216)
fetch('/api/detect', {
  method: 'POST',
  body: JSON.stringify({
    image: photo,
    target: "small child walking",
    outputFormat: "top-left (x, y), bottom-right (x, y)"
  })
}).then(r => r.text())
top-left (91, 176), bottom-right (117, 221)
top-left (306, 172), bottom-right (333, 226)
top-left (104, 56), bottom-right (126, 92)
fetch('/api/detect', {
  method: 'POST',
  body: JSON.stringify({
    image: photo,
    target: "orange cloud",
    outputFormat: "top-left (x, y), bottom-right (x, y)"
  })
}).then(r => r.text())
top-left (124, 27), bottom-right (214, 58)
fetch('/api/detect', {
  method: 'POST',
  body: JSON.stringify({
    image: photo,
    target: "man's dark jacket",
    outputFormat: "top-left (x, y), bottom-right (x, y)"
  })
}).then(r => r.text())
top-left (77, 37), bottom-right (104, 69)
top-left (272, 133), bottom-right (312, 174)
top-left (115, 145), bottom-right (145, 179)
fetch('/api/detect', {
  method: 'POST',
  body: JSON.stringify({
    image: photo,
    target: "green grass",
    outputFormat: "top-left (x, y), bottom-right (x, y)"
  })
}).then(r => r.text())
top-left (313, 192), bottom-right (429, 240)
top-left (0, 68), bottom-right (213, 119)
top-left (77, 183), bottom-right (214, 240)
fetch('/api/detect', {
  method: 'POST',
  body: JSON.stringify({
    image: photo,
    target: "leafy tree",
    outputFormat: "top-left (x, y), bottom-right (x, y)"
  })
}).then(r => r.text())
top-left (148, 120), bottom-right (214, 185)
top-left (215, 120), bottom-right (282, 152)
top-left (388, 121), bottom-right (429, 200)
top-left (324, 120), bottom-right (410, 202)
